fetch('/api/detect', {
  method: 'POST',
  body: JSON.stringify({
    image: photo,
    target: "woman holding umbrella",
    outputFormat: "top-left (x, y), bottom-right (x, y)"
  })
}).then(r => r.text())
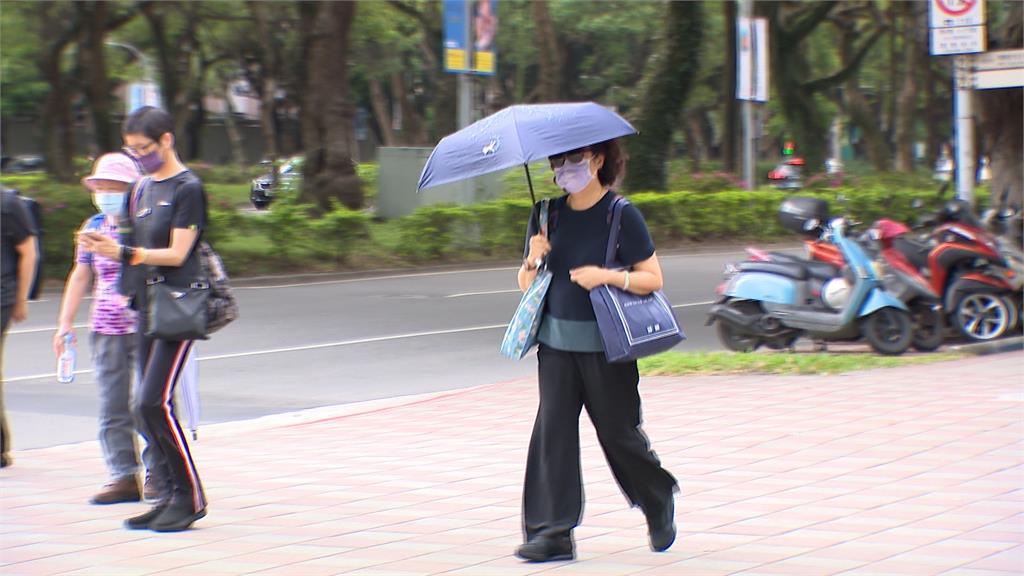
top-left (515, 138), bottom-right (678, 561)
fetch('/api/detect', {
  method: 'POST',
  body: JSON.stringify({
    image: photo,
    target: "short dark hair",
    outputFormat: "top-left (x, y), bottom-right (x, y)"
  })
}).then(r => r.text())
top-left (590, 139), bottom-right (627, 188)
top-left (123, 106), bottom-right (174, 142)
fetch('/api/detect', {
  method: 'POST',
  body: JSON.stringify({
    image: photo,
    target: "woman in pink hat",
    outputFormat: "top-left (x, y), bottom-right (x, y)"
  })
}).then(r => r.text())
top-left (53, 152), bottom-right (150, 505)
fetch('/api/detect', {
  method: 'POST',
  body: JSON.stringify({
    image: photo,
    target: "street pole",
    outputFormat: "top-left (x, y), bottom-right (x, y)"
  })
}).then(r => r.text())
top-left (740, 0), bottom-right (755, 191)
top-left (954, 55), bottom-right (975, 204)
top-left (457, 0), bottom-right (474, 202)
top-left (457, 1), bottom-right (473, 131)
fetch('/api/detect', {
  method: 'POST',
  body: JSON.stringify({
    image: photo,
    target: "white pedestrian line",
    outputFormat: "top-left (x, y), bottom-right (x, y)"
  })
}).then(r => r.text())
top-left (8, 322), bottom-right (89, 336)
top-left (233, 266), bottom-right (516, 291)
top-left (8, 298), bottom-right (714, 382)
top-left (672, 300), bottom-right (715, 309)
top-left (5, 323), bottom-right (508, 383)
top-left (445, 289), bottom-right (521, 298)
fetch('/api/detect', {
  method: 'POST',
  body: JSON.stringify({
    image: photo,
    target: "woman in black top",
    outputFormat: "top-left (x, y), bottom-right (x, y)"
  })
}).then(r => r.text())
top-left (514, 139), bottom-right (677, 562)
top-left (82, 107), bottom-right (208, 532)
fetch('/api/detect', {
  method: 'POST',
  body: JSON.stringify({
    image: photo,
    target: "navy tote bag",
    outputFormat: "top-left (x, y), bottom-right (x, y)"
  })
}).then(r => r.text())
top-left (590, 196), bottom-right (685, 363)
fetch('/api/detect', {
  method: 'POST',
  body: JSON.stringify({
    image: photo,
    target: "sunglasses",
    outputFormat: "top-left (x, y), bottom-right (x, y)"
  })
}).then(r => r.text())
top-left (122, 140), bottom-right (158, 158)
top-left (548, 150), bottom-right (588, 169)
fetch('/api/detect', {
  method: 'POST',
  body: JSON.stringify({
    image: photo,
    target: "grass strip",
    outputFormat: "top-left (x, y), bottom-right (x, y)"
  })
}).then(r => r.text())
top-left (638, 350), bottom-right (965, 376)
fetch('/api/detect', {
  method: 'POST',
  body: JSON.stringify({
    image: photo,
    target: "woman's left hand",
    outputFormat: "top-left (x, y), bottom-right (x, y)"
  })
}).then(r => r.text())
top-left (79, 231), bottom-right (121, 260)
top-left (569, 266), bottom-right (611, 291)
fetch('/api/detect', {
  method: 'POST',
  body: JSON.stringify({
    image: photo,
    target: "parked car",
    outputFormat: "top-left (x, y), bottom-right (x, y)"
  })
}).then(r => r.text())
top-left (1, 154), bottom-right (46, 174)
top-left (250, 156), bottom-right (303, 209)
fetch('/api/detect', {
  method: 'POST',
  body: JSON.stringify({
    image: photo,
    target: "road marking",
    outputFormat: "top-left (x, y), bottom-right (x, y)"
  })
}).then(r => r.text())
top-left (5, 323), bottom-right (508, 383)
top-left (8, 323), bottom-right (89, 335)
top-left (673, 300), bottom-right (715, 309)
top-left (446, 289), bottom-right (521, 298)
top-left (233, 267), bottom-right (517, 291)
top-left (7, 298), bottom-right (715, 382)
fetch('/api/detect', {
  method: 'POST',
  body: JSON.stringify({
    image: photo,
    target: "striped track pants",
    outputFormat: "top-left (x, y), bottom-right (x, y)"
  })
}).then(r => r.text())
top-left (136, 337), bottom-right (206, 512)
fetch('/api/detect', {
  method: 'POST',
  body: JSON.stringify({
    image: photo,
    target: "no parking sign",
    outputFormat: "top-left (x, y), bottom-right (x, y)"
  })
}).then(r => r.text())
top-left (929, 0), bottom-right (986, 55)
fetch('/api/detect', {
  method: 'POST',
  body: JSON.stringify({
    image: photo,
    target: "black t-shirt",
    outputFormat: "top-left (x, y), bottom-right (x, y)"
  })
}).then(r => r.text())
top-left (121, 170), bottom-right (208, 306)
top-left (524, 191), bottom-right (655, 322)
top-left (1, 190), bottom-right (37, 308)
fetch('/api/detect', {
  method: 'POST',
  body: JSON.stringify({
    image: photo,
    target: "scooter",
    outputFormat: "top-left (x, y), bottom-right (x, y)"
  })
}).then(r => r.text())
top-left (708, 197), bottom-right (914, 355)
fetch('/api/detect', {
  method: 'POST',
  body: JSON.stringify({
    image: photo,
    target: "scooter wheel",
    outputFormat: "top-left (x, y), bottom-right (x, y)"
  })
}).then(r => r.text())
top-left (862, 308), bottom-right (913, 356)
top-left (910, 301), bottom-right (945, 352)
top-left (954, 293), bottom-right (1011, 341)
top-left (715, 301), bottom-right (763, 352)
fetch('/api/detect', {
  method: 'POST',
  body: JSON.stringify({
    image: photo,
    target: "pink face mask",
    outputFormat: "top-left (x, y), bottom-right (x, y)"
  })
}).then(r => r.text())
top-left (554, 157), bottom-right (594, 194)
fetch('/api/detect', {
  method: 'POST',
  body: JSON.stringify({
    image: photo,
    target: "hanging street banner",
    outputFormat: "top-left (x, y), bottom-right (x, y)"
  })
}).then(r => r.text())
top-left (929, 0), bottom-right (986, 55)
top-left (737, 17), bottom-right (768, 102)
top-left (443, 0), bottom-right (497, 76)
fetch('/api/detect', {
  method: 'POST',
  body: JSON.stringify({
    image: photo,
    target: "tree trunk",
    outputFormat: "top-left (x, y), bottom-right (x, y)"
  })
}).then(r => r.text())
top-left (625, 1), bottom-right (703, 192)
top-left (368, 76), bottom-right (396, 146)
top-left (722, 0), bottom-right (738, 172)
top-left (533, 0), bottom-right (561, 102)
top-left (300, 1), bottom-right (362, 212)
top-left (841, 29), bottom-right (890, 172)
top-left (37, 3), bottom-right (77, 182)
top-left (219, 78), bottom-right (246, 166)
top-left (394, 70), bottom-right (429, 145)
top-left (248, 1), bottom-right (279, 161)
top-left (684, 111), bottom-right (703, 173)
top-left (76, 1), bottom-right (117, 153)
top-left (894, 1), bottom-right (922, 172)
top-left (978, 4), bottom-right (1024, 209)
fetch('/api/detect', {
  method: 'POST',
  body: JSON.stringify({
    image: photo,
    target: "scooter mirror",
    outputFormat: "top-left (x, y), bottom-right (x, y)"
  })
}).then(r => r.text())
top-left (803, 218), bottom-right (819, 231)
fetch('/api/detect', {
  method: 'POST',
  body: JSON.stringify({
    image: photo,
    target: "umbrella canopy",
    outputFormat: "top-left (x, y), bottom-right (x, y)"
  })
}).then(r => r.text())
top-left (417, 102), bottom-right (637, 203)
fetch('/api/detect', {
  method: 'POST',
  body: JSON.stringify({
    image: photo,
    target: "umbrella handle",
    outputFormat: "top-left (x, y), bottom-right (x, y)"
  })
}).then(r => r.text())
top-left (524, 164), bottom-right (536, 206)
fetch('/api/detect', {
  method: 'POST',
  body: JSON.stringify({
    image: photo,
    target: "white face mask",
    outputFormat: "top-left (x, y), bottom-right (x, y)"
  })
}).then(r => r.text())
top-left (92, 193), bottom-right (126, 216)
top-left (554, 157), bottom-right (595, 194)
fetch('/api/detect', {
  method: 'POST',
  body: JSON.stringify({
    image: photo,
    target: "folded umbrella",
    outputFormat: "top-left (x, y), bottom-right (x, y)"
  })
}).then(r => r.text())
top-left (178, 345), bottom-right (200, 440)
top-left (417, 102), bottom-right (637, 204)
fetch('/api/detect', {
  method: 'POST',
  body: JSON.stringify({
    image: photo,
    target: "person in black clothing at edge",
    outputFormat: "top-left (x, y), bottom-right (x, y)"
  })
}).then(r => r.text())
top-left (514, 139), bottom-right (678, 562)
top-left (80, 106), bottom-right (207, 532)
top-left (1, 188), bottom-right (39, 468)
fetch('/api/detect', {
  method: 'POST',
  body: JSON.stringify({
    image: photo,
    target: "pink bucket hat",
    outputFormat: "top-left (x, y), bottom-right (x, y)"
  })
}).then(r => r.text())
top-left (83, 152), bottom-right (140, 190)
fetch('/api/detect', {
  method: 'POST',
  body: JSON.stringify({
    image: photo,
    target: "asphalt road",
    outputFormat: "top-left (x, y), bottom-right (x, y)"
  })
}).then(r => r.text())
top-left (4, 246), bottom-right (792, 449)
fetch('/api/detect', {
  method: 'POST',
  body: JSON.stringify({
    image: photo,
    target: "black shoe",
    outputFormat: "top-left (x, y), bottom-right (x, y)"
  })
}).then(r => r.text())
top-left (124, 503), bottom-right (168, 530)
top-left (647, 495), bottom-right (676, 552)
top-left (515, 535), bottom-right (575, 562)
top-left (149, 504), bottom-right (207, 532)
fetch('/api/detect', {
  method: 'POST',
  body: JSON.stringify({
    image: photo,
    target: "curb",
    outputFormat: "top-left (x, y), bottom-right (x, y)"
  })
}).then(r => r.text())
top-left (949, 335), bottom-right (1024, 356)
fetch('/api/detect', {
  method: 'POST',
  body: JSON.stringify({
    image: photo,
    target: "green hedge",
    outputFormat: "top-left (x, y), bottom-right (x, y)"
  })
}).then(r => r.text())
top-left (391, 186), bottom-right (944, 262)
top-left (0, 168), bottom-right (960, 280)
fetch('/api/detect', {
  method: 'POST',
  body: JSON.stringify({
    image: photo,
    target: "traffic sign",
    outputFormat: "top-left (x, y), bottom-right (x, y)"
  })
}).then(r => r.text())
top-left (930, 0), bottom-right (985, 28)
top-left (931, 26), bottom-right (986, 55)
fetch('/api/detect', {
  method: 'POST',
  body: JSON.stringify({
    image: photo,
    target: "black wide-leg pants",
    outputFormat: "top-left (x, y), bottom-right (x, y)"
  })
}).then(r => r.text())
top-left (523, 344), bottom-right (677, 541)
top-left (136, 335), bottom-right (206, 513)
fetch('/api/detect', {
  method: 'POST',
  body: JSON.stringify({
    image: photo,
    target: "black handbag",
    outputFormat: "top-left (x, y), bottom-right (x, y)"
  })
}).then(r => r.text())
top-left (146, 273), bottom-right (210, 341)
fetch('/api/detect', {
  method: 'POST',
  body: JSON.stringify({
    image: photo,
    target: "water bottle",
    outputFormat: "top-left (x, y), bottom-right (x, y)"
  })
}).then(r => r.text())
top-left (57, 333), bottom-right (76, 384)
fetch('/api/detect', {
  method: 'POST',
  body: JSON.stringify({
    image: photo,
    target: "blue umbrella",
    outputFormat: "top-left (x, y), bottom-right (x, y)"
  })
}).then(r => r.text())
top-left (417, 102), bottom-right (638, 204)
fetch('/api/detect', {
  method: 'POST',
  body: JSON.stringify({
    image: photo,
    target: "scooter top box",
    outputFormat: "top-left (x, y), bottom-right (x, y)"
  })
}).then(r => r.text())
top-left (779, 196), bottom-right (829, 237)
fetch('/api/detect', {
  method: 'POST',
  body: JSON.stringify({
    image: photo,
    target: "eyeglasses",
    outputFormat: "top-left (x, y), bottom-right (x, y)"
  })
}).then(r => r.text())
top-left (122, 140), bottom-right (158, 158)
top-left (548, 150), bottom-right (587, 169)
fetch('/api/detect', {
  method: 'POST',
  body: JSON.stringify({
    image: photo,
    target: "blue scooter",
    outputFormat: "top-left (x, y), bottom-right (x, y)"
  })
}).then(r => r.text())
top-left (707, 197), bottom-right (914, 355)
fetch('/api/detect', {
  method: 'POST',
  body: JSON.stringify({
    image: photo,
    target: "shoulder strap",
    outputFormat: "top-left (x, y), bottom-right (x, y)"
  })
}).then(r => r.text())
top-left (604, 194), bottom-right (628, 267)
top-left (539, 199), bottom-right (549, 236)
top-left (128, 177), bottom-right (151, 215)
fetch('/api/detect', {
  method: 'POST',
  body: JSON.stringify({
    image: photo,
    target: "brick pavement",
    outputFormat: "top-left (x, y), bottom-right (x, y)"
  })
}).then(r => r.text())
top-left (2, 352), bottom-right (1022, 576)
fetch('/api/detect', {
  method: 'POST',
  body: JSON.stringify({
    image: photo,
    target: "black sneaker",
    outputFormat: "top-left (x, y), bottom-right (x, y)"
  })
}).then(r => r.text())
top-left (124, 503), bottom-right (168, 530)
top-left (647, 495), bottom-right (676, 552)
top-left (515, 535), bottom-right (575, 562)
top-left (149, 504), bottom-right (207, 532)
